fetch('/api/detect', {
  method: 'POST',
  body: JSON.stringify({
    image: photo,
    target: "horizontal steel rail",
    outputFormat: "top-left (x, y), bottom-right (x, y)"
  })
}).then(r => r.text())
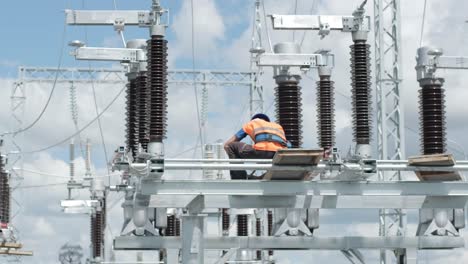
top-left (114, 236), bottom-right (464, 250)
top-left (141, 180), bottom-right (468, 196)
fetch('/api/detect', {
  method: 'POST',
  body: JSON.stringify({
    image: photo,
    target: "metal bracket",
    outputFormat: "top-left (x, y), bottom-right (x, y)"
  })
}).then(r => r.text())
top-left (65, 10), bottom-right (150, 26)
top-left (416, 46), bottom-right (468, 80)
top-left (60, 199), bottom-right (99, 214)
top-left (257, 53), bottom-right (323, 68)
top-left (270, 14), bottom-right (371, 36)
top-left (72, 47), bottom-right (145, 63)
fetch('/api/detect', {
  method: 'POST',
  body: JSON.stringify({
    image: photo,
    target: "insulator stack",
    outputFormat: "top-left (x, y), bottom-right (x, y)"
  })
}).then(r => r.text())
top-left (419, 81), bottom-right (446, 155)
top-left (91, 212), bottom-right (102, 258)
top-left (136, 73), bottom-right (150, 151)
top-left (275, 80), bottom-right (303, 148)
top-left (166, 215), bottom-right (175, 236)
top-left (0, 156), bottom-right (10, 224)
top-left (126, 78), bottom-right (139, 156)
top-left (222, 209), bottom-right (229, 235)
top-left (147, 35), bottom-right (168, 142)
top-left (237, 215), bottom-right (248, 236)
top-left (159, 250), bottom-right (164, 261)
top-left (267, 210), bottom-right (273, 257)
top-left (350, 40), bottom-right (372, 145)
top-left (317, 76), bottom-right (336, 149)
top-left (91, 198), bottom-right (105, 259)
top-left (256, 217), bottom-right (262, 260)
top-left (175, 218), bottom-right (181, 236)
top-left (102, 198), bottom-right (107, 236)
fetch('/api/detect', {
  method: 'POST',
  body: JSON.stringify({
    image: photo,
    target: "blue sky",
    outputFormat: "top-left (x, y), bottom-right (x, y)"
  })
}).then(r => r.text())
top-left (1, 0), bottom-right (468, 263)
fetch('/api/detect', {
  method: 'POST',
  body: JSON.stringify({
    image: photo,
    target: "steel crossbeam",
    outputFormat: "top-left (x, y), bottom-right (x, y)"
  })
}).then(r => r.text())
top-left (113, 236), bottom-right (465, 250)
top-left (140, 180), bottom-right (468, 197)
top-left (17, 67), bottom-right (253, 86)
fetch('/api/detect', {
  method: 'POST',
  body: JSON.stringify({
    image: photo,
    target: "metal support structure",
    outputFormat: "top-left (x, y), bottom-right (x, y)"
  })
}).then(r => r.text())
top-left (374, 0), bottom-right (406, 263)
top-left (17, 66), bottom-right (253, 87)
top-left (249, 0), bottom-right (265, 117)
top-left (114, 236), bottom-right (465, 251)
top-left (139, 179), bottom-right (468, 197)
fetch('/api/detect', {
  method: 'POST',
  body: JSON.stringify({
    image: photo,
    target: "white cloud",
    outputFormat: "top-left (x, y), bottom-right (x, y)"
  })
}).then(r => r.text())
top-left (170, 0), bottom-right (226, 65)
top-left (33, 217), bottom-right (56, 237)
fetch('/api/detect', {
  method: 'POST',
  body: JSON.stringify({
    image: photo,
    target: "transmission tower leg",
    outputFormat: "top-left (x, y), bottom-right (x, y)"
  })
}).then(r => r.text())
top-left (374, 0), bottom-right (407, 262)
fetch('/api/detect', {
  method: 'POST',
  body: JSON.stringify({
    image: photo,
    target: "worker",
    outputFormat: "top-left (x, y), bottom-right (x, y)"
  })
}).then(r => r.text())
top-left (224, 113), bottom-right (290, 179)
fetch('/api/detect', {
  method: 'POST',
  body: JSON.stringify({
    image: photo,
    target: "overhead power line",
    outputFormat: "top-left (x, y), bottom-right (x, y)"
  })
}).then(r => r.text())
top-left (18, 84), bottom-right (126, 154)
top-left (2, 23), bottom-right (67, 137)
top-left (419, 0), bottom-right (428, 47)
top-left (190, 0), bottom-right (204, 157)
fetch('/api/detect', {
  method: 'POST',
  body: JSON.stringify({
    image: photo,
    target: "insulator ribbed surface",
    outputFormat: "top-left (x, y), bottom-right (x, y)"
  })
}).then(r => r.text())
top-left (159, 250), bottom-right (164, 261)
top-left (256, 217), bottom-right (262, 260)
top-left (237, 215), bottom-right (248, 236)
top-left (166, 215), bottom-right (175, 236)
top-left (275, 80), bottom-right (303, 148)
top-left (147, 35), bottom-right (168, 142)
top-left (126, 78), bottom-right (139, 156)
top-left (91, 213), bottom-right (102, 258)
top-left (317, 75), bottom-right (336, 149)
top-left (136, 73), bottom-right (150, 152)
top-left (0, 173), bottom-right (9, 224)
top-left (222, 209), bottom-right (229, 234)
top-left (0, 156), bottom-right (9, 224)
top-left (419, 83), bottom-right (446, 155)
top-left (268, 210), bottom-right (273, 256)
top-left (91, 198), bottom-right (105, 259)
top-left (350, 40), bottom-right (372, 145)
top-left (175, 218), bottom-right (181, 236)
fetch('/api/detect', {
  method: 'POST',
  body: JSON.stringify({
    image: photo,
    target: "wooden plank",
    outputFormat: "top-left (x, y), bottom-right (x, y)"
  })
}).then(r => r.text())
top-left (264, 149), bottom-right (323, 181)
top-left (0, 242), bottom-right (22, 249)
top-left (415, 171), bottom-right (462, 182)
top-left (0, 249), bottom-right (33, 256)
top-left (408, 154), bottom-right (456, 166)
top-left (271, 149), bottom-right (323, 165)
top-left (408, 154), bottom-right (462, 181)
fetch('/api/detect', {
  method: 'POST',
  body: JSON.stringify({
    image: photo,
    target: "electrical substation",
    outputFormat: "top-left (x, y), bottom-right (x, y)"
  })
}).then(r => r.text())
top-left (1, 0), bottom-right (468, 263)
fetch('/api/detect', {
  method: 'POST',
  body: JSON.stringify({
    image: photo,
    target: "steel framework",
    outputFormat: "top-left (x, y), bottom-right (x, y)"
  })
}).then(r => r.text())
top-left (249, 0), bottom-right (265, 117)
top-left (17, 66), bottom-right (253, 86)
top-left (374, 0), bottom-right (407, 263)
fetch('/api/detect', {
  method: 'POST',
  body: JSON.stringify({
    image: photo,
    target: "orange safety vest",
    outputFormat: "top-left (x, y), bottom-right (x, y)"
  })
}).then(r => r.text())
top-left (243, 119), bottom-right (287, 151)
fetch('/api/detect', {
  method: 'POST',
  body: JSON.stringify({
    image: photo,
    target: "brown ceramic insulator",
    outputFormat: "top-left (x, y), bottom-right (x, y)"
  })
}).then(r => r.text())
top-left (166, 215), bottom-right (175, 236)
top-left (275, 80), bottom-right (303, 148)
top-left (317, 75), bottom-right (336, 149)
top-left (175, 218), bottom-right (181, 236)
top-left (419, 83), bottom-right (446, 154)
top-left (0, 171), bottom-right (10, 224)
top-left (126, 78), bottom-right (139, 156)
top-left (268, 210), bottom-right (273, 257)
top-left (256, 217), bottom-right (262, 260)
top-left (147, 35), bottom-right (168, 142)
top-left (136, 73), bottom-right (150, 151)
top-left (350, 40), bottom-right (372, 145)
top-left (222, 209), bottom-right (229, 235)
top-left (237, 215), bottom-right (248, 236)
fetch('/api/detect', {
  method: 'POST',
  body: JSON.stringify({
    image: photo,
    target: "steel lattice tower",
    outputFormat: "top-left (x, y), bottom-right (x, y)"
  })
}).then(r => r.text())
top-left (374, 0), bottom-right (408, 263)
top-left (249, 0), bottom-right (265, 117)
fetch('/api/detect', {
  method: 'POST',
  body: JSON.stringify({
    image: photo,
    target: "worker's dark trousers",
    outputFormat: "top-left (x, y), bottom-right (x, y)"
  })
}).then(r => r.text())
top-left (224, 142), bottom-right (275, 179)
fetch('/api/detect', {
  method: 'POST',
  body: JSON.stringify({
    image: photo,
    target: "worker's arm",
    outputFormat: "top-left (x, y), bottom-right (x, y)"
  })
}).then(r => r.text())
top-left (224, 135), bottom-right (239, 146)
top-left (224, 129), bottom-right (248, 149)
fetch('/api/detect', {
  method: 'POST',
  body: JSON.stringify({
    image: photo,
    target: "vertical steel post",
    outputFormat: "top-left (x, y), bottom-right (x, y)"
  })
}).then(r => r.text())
top-left (181, 215), bottom-right (205, 264)
top-left (374, 0), bottom-right (407, 263)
